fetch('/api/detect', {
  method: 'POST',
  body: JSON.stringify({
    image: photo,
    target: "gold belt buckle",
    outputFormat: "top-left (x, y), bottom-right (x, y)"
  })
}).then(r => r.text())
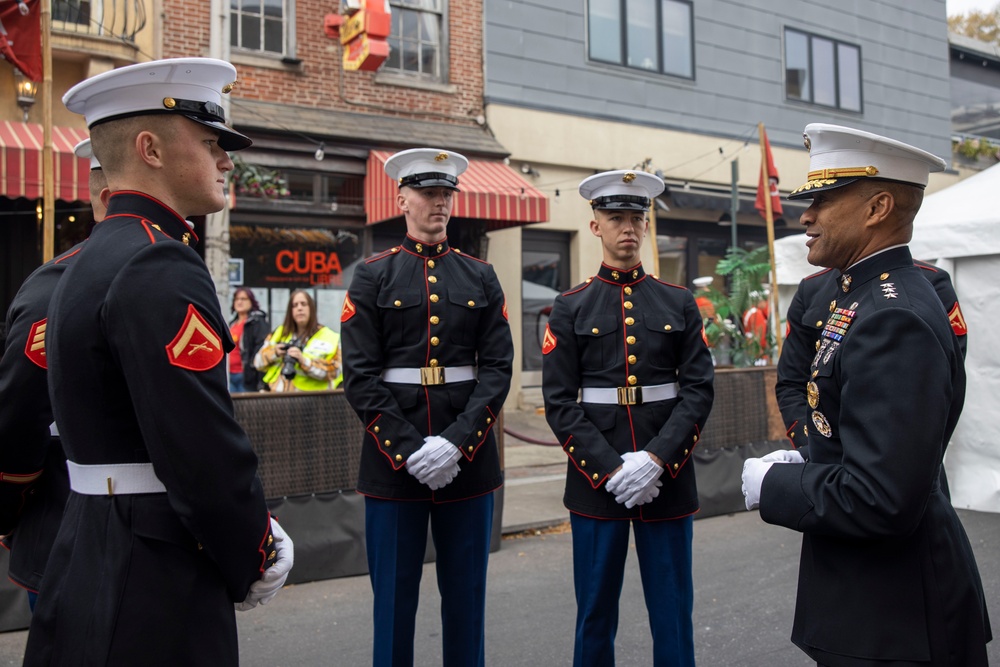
top-left (420, 366), bottom-right (445, 385)
top-left (616, 386), bottom-right (642, 406)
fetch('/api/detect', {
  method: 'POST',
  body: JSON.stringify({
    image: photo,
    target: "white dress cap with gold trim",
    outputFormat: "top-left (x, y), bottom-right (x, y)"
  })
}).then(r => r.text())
top-left (62, 58), bottom-right (251, 152)
top-left (73, 138), bottom-right (101, 171)
top-left (579, 170), bottom-right (665, 211)
top-left (385, 147), bottom-right (469, 191)
top-left (789, 123), bottom-right (946, 199)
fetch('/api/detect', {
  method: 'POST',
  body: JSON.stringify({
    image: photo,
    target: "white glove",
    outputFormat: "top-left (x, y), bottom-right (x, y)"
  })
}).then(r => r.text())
top-left (235, 517), bottom-right (295, 611)
top-left (741, 458), bottom-right (776, 511)
top-left (760, 448), bottom-right (805, 464)
top-left (626, 478), bottom-right (663, 508)
top-left (605, 457), bottom-right (630, 496)
top-left (613, 452), bottom-right (664, 509)
top-left (407, 436), bottom-right (461, 489)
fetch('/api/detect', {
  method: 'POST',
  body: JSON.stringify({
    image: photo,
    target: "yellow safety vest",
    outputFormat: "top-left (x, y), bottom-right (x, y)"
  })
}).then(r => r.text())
top-left (261, 325), bottom-right (342, 391)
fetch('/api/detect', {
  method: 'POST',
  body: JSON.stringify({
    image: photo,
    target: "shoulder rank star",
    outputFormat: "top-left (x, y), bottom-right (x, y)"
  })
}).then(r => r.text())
top-left (881, 283), bottom-right (898, 299)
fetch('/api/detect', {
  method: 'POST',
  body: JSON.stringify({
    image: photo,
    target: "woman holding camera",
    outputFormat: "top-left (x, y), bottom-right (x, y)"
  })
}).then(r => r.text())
top-left (254, 289), bottom-right (342, 392)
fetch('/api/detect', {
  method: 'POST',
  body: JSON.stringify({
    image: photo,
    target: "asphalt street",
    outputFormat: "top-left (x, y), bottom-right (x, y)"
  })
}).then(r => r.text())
top-left (0, 507), bottom-right (996, 666)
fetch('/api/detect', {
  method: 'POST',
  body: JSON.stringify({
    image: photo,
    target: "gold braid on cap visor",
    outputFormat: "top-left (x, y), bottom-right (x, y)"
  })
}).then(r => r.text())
top-left (790, 165), bottom-right (879, 195)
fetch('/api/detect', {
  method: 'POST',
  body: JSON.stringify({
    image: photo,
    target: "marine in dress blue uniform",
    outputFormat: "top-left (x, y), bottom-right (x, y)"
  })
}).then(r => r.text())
top-left (742, 124), bottom-right (991, 666)
top-left (0, 140), bottom-right (104, 612)
top-left (23, 59), bottom-right (293, 666)
top-left (542, 170), bottom-right (714, 667)
top-left (341, 148), bottom-right (513, 667)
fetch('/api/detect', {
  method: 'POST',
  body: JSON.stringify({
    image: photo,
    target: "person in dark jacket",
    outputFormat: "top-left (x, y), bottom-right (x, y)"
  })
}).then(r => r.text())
top-left (742, 123), bottom-right (991, 666)
top-left (542, 169), bottom-right (714, 667)
top-left (25, 58), bottom-right (293, 666)
top-left (341, 147), bottom-right (513, 667)
top-left (228, 287), bottom-right (269, 392)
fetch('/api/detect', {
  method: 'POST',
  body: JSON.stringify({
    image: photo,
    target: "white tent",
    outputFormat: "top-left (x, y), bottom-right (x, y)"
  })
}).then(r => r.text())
top-left (774, 163), bottom-right (1000, 512)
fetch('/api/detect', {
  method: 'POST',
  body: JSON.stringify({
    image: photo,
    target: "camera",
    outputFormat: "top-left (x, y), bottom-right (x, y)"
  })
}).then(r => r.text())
top-left (279, 339), bottom-right (302, 380)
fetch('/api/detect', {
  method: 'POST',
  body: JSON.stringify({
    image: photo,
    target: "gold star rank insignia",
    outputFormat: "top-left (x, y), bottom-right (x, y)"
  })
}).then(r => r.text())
top-left (165, 305), bottom-right (223, 372)
top-left (24, 318), bottom-right (48, 369)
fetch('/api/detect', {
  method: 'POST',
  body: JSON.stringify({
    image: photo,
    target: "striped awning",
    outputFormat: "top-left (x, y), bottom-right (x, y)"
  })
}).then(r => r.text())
top-left (0, 121), bottom-right (90, 202)
top-left (365, 150), bottom-right (549, 229)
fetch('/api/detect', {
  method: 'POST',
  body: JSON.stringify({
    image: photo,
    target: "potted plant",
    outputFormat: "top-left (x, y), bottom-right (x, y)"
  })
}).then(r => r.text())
top-left (700, 246), bottom-right (776, 367)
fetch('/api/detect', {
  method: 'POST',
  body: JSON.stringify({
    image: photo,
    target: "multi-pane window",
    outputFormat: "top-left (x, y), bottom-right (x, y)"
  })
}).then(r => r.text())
top-left (231, 0), bottom-right (287, 56)
top-left (588, 0), bottom-right (694, 79)
top-left (785, 28), bottom-right (862, 112)
top-left (384, 0), bottom-right (445, 81)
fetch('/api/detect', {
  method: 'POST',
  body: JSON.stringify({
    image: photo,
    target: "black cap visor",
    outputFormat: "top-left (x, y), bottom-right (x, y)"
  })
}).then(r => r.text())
top-left (591, 194), bottom-right (650, 211)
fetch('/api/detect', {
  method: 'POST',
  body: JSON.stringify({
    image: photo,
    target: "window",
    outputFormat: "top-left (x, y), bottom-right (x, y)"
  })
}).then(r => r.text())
top-left (588, 0), bottom-right (694, 79)
top-left (785, 28), bottom-right (862, 112)
top-left (231, 0), bottom-right (288, 56)
top-left (384, 0), bottom-right (446, 82)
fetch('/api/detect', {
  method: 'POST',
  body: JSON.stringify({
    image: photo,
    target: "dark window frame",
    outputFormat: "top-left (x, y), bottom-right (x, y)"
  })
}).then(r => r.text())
top-left (586, 0), bottom-right (695, 80)
top-left (783, 27), bottom-right (863, 113)
top-left (230, 0), bottom-right (292, 58)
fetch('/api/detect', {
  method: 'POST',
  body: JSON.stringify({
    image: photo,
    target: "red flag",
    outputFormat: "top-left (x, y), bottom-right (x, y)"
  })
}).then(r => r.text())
top-left (0, 0), bottom-right (42, 82)
top-left (755, 127), bottom-right (783, 220)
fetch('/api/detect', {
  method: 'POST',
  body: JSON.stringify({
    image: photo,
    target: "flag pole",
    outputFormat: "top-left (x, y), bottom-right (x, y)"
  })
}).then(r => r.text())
top-left (758, 122), bottom-right (783, 355)
top-left (41, 0), bottom-right (54, 262)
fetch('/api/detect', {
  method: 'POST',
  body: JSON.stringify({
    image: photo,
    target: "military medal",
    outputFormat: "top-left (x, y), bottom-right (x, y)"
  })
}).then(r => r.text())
top-left (823, 341), bottom-right (840, 365)
top-left (806, 381), bottom-right (819, 408)
top-left (811, 410), bottom-right (832, 438)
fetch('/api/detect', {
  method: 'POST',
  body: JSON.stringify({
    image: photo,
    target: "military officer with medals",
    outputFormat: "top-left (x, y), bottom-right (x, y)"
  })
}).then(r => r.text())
top-left (742, 124), bottom-right (991, 666)
top-left (0, 139), bottom-right (106, 612)
top-left (542, 170), bottom-right (714, 667)
top-left (341, 148), bottom-right (514, 667)
top-left (25, 59), bottom-right (293, 666)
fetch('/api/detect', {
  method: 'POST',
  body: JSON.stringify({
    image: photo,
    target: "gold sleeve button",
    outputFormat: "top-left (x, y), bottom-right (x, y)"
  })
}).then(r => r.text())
top-left (673, 463), bottom-right (679, 471)
top-left (477, 431), bottom-right (483, 437)
top-left (486, 417), bottom-right (492, 424)
top-left (580, 460), bottom-right (587, 467)
top-left (592, 473), bottom-right (599, 481)
top-left (395, 454), bottom-right (402, 462)
top-left (693, 435), bottom-right (698, 443)
top-left (568, 446), bottom-right (574, 453)
top-left (468, 446), bottom-right (474, 452)
top-left (384, 439), bottom-right (391, 447)
top-left (374, 426), bottom-right (380, 433)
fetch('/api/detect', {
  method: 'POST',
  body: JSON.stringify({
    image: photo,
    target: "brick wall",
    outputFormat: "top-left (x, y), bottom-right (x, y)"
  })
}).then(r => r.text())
top-left (163, 0), bottom-right (484, 131)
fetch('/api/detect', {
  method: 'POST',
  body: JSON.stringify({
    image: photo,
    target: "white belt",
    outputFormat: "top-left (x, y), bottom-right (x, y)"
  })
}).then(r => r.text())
top-left (381, 366), bottom-right (476, 386)
top-left (67, 461), bottom-right (167, 496)
top-left (581, 382), bottom-right (678, 406)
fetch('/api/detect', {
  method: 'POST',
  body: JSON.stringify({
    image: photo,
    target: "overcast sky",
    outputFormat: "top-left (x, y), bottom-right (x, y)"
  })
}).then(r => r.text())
top-left (947, 0), bottom-right (1000, 15)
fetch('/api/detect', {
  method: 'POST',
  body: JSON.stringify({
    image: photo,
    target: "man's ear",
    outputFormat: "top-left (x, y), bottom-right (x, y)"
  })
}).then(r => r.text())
top-left (135, 130), bottom-right (162, 168)
top-left (589, 217), bottom-right (601, 238)
top-left (396, 191), bottom-right (408, 211)
top-left (864, 191), bottom-right (895, 229)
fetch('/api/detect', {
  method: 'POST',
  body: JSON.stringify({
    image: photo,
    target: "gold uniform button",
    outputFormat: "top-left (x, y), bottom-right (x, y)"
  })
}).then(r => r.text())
top-left (374, 426), bottom-right (380, 433)
top-left (684, 449), bottom-right (689, 456)
top-left (569, 446), bottom-right (575, 453)
top-left (664, 325), bottom-right (672, 331)
top-left (693, 435), bottom-right (698, 443)
top-left (384, 439), bottom-right (391, 447)
top-left (486, 417), bottom-right (492, 424)
top-left (395, 454), bottom-right (403, 462)
top-left (468, 300), bottom-right (476, 307)
top-left (592, 473), bottom-right (599, 481)
top-left (428, 276), bottom-right (438, 284)
top-left (430, 337), bottom-right (440, 346)
top-left (625, 317), bottom-right (635, 326)
top-left (268, 535), bottom-right (274, 546)
top-left (628, 355), bottom-right (637, 364)
top-left (428, 260), bottom-right (435, 268)
top-left (627, 375), bottom-right (637, 386)
top-left (163, 97), bottom-right (177, 108)
top-left (430, 359), bottom-right (439, 367)
top-left (626, 336), bottom-right (636, 345)
top-left (269, 550), bottom-right (277, 560)
top-left (430, 294), bottom-right (440, 303)
top-left (673, 463), bottom-right (679, 471)
top-left (592, 328), bottom-right (599, 334)
top-left (468, 446), bottom-right (474, 452)
top-left (815, 320), bottom-right (823, 327)
top-left (624, 286), bottom-right (632, 295)
top-left (580, 460), bottom-right (587, 467)
top-left (624, 301), bottom-right (633, 310)
top-left (477, 431), bottom-right (483, 437)
top-left (430, 316), bottom-right (440, 325)
top-left (394, 300), bottom-right (402, 307)
top-left (880, 272), bottom-right (889, 280)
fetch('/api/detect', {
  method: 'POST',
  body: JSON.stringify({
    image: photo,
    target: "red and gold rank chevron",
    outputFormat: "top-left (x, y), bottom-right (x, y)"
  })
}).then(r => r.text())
top-left (165, 304), bottom-right (223, 371)
top-left (542, 323), bottom-right (557, 355)
top-left (24, 319), bottom-right (48, 369)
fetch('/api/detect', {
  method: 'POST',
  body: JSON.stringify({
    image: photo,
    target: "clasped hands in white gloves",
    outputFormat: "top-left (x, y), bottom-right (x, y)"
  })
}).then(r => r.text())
top-left (741, 449), bottom-right (804, 511)
top-left (406, 435), bottom-right (461, 490)
top-left (606, 451), bottom-right (664, 509)
top-left (236, 517), bottom-right (295, 611)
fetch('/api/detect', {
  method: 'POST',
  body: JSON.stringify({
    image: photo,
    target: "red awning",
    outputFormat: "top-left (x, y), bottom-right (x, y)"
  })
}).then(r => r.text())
top-left (365, 150), bottom-right (549, 229)
top-left (0, 121), bottom-right (90, 202)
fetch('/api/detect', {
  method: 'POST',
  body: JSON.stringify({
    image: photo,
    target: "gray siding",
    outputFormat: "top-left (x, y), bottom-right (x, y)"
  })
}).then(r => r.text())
top-left (485, 0), bottom-right (951, 156)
